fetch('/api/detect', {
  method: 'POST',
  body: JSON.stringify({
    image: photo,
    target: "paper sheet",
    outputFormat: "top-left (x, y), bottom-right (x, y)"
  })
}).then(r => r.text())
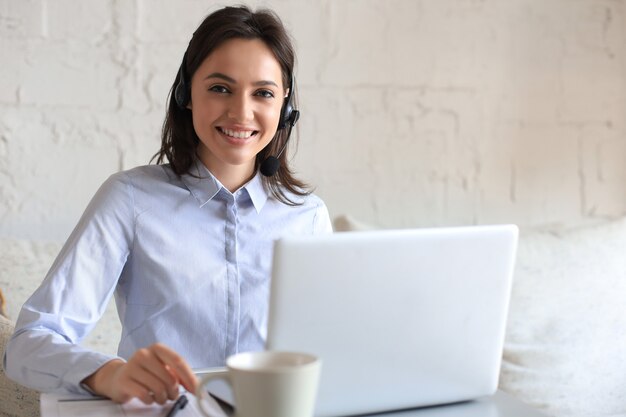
top-left (41, 392), bottom-right (229, 417)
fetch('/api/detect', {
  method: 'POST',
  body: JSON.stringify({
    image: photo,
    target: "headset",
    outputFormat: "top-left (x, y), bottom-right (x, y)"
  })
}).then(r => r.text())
top-left (174, 54), bottom-right (191, 111)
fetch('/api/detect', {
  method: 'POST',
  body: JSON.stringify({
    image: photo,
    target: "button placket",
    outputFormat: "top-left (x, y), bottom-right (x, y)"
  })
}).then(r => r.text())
top-left (223, 193), bottom-right (241, 356)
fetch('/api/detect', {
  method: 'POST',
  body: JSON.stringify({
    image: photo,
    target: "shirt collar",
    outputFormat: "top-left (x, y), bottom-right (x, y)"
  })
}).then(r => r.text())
top-left (243, 170), bottom-right (269, 213)
top-left (180, 159), bottom-right (269, 211)
top-left (180, 159), bottom-right (221, 207)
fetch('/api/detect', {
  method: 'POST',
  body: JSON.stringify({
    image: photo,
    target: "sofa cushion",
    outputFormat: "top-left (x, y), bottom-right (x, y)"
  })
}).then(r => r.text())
top-left (1, 315), bottom-right (40, 417)
top-left (500, 217), bottom-right (626, 417)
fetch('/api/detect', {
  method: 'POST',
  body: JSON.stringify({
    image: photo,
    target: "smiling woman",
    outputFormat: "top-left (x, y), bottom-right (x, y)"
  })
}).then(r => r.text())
top-left (3, 5), bottom-right (332, 406)
top-left (155, 6), bottom-right (306, 205)
top-left (188, 38), bottom-right (285, 191)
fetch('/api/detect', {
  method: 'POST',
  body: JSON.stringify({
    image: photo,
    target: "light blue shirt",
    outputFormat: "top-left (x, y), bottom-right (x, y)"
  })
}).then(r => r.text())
top-left (3, 161), bottom-right (332, 394)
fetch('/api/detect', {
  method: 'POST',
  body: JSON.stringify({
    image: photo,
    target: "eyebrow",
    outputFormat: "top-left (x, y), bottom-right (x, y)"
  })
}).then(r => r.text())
top-left (204, 72), bottom-right (279, 88)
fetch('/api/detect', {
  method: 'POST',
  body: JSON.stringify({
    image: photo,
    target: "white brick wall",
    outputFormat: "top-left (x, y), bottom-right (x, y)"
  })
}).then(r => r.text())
top-left (1, 0), bottom-right (625, 241)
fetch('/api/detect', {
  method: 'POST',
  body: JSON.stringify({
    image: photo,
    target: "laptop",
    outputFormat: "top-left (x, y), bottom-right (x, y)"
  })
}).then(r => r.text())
top-left (264, 224), bottom-right (518, 417)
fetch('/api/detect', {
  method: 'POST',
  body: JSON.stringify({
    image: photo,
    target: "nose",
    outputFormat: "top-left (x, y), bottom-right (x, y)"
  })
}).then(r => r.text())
top-left (227, 93), bottom-right (254, 123)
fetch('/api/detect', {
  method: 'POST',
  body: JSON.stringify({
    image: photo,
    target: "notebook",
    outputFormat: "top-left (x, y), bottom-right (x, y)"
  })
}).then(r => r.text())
top-left (265, 224), bottom-right (518, 417)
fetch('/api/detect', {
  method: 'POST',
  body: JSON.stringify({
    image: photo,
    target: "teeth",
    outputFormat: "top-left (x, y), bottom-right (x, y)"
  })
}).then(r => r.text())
top-left (220, 128), bottom-right (254, 139)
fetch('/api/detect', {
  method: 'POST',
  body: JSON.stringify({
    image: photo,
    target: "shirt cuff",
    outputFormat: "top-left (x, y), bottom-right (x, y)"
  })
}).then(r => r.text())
top-left (66, 354), bottom-right (125, 396)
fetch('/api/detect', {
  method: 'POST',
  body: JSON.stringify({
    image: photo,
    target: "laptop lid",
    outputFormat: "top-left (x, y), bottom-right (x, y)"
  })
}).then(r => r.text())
top-left (266, 225), bottom-right (518, 417)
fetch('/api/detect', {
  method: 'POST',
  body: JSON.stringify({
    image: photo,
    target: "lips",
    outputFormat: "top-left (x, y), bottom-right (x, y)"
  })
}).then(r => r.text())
top-left (217, 127), bottom-right (259, 139)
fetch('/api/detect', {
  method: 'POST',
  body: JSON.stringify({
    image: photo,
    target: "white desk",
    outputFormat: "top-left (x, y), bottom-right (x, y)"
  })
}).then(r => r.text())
top-left (210, 391), bottom-right (545, 417)
top-left (353, 391), bottom-right (545, 417)
top-left (41, 390), bottom-right (545, 417)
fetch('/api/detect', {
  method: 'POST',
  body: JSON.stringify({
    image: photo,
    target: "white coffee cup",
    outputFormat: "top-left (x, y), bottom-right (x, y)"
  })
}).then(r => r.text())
top-left (196, 351), bottom-right (321, 417)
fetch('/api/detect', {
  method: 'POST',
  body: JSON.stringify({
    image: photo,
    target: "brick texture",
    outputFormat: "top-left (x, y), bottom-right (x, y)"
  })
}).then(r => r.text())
top-left (0, 0), bottom-right (625, 240)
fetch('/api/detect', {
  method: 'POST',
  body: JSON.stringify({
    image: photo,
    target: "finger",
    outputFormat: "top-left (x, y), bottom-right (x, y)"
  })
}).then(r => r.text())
top-left (162, 366), bottom-right (181, 400)
top-left (133, 349), bottom-right (180, 399)
top-left (128, 367), bottom-right (169, 404)
top-left (137, 387), bottom-right (155, 405)
top-left (151, 343), bottom-right (199, 392)
top-left (116, 378), bottom-right (155, 405)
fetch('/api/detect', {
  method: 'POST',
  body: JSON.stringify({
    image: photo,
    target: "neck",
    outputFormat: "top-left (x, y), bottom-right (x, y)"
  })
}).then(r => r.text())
top-left (217, 167), bottom-right (256, 193)
top-left (197, 153), bottom-right (255, 193)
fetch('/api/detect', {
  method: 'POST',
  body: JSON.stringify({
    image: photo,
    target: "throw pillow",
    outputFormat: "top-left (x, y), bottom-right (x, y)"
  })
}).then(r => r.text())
top-left (333, 214), bottom-right (376, 232)
top-left (0, 288), bottom-right (6, 318)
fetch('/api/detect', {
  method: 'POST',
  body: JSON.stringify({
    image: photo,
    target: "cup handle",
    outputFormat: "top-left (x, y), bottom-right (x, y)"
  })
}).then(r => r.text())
top-left (195, 369), bottom-right (231, 417)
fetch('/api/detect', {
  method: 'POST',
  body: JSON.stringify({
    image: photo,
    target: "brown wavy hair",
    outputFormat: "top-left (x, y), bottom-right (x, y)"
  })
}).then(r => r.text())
top-left (152, 6), bottom-right (310, 205)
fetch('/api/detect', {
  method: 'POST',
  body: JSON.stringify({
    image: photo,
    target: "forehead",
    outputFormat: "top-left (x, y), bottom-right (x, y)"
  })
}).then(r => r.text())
top-left (194, 38), bottom-right (284, 87)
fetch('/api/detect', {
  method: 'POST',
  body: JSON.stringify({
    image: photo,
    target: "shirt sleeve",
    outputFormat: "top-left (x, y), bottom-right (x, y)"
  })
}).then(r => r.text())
top-left (3, 172), bottom-right (135, 394)
top-left (313, 202), bottom-right (333, 234)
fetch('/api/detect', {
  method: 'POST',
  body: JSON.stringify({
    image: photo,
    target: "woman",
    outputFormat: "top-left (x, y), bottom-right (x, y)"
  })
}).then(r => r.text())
top-left (4, 6), bottom-right (332, 405)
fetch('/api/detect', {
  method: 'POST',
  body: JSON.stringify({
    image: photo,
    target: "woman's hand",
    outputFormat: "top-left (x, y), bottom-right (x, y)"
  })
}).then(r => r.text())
top-left (83, 343), bottom-right (199, 404)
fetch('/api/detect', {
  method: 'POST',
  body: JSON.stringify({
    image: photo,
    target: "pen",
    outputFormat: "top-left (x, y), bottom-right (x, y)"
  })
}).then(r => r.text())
top-left (165, 394), bottom-right (188, 417)
top-left (57, 397), bottom-right (109, 402)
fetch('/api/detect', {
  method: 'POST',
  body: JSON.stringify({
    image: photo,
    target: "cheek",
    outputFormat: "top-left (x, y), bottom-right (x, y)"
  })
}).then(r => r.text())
top-left (191, 112), bottom-right (209, 137)
top-left (264, 104), bottom-right (283, 130)
top-left (191, 102), bottom-right (219, 130)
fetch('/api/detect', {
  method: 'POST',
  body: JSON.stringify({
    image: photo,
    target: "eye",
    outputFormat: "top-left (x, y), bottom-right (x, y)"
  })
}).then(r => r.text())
top-left (209, 85), bottom-right (230, 94)
top-left (255, 89), bottom-right (275, 99)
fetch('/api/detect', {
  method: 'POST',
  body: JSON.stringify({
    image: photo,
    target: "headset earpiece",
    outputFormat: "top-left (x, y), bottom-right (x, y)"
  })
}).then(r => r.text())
top-left (278, 76), bottom-right (298, 129)
top-left (174, 54), bottom-right (190, 109)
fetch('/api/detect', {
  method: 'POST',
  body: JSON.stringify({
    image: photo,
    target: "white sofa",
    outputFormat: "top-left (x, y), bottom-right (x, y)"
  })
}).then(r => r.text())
top-left (2, 216), bottom-right (626, 417)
